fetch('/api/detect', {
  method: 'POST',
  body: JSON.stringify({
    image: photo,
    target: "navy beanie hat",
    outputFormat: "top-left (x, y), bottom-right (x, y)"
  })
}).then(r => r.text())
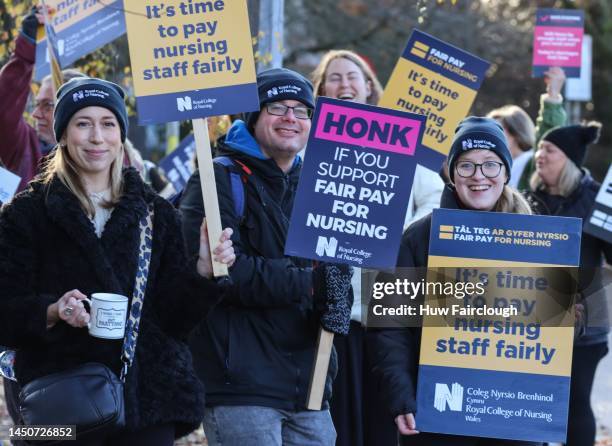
top-left (245, 68), bottom-right (315, 132)
top-left (541, 123), bottom-right (601, 168)
top-left (448, 116), bottom-right (513, 183)
top-left (54, 77), bottom-right (128, 142)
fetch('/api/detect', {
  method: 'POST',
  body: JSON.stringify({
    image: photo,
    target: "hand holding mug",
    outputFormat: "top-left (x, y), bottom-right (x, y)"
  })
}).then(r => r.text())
top-left (47, 289), bottom-right (90, 329)
top-left (47, 291), bottom-right (128, 339)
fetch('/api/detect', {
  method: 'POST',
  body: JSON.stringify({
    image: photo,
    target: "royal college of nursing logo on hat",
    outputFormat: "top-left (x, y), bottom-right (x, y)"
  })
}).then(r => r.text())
top-left (72, 91), bottom-right (84, 102)
top-left (72, 88), bottom-right (110, 103)
top-left (267, 84), bottom-right (302, 98)
top-left (461, 139), bottom-right (474, 150)
top-left (462, 138), bottom-right (496, 151)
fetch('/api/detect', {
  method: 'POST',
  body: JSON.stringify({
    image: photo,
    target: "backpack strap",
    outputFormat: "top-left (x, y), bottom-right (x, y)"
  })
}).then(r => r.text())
top-left (214, 156), bottom-right (249, 220)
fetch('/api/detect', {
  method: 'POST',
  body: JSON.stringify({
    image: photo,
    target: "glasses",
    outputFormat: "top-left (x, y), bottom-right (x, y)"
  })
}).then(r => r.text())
top-left (34, 100), bottom-right (55, 112)
top-left (266, 103), bottom-right (312, 120)
top-left (455, 161), bottom-right (504, 178)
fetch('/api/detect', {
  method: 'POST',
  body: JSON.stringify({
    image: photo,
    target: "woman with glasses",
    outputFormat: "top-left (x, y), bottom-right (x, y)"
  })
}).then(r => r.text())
top-left (368, 117), bottom-right (538, 446)
top-left (525, 122), bottom-right (611, 446)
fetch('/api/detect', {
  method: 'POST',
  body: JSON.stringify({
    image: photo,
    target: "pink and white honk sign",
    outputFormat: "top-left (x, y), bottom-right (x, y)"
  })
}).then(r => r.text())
top-left (314, 102), bottom-right (422, 155)
top-left (533, 9), bottom-right (584, 78)
top-left (284, 97), bottom-right (426, 269)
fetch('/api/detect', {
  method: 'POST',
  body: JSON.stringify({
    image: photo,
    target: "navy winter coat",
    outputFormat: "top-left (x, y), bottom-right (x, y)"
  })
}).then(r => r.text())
top-left (180, 121), bottom-right (337, 411)
top-left (526, 171), bottom-right (612, 345)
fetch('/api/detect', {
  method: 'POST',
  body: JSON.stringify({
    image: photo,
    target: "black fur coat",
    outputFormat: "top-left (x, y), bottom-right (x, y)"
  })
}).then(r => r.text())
top-left (0, 168), bottom-right (219, 437)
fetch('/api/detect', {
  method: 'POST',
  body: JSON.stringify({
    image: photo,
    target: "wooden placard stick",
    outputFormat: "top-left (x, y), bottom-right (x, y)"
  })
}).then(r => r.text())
top-left (306, 327), bottom-right (335, 410)
top-left (192, 118), bottom-right (228, 278)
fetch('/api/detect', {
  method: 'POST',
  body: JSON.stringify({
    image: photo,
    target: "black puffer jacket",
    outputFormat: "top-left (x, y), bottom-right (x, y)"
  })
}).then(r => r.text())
top-left (0, 168), bottom-right (220, 437)
top-left (366, 185), bottom-right (459, 417)
top-left (180, 123), bottom-right (336, 410)
top-left (526, 171), bottom-right (612, 345)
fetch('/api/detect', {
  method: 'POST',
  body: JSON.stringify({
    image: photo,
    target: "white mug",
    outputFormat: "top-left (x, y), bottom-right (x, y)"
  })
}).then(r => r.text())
top-left (86, 293), bottom-right (129, 339)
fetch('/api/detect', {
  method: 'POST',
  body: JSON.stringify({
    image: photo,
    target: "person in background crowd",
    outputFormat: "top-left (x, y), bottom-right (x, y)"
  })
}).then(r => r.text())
top-left (311, 49), bottom-right (444, 232)
top-left (368, 117), bottom-right (540, 446)
top-left (0, 77), bottom-right (236, 445)
top-left (488, 66), bottom-right (567, 190)
top-left (486, 105), bottom-right (535, 186)
top-left (0, 6), bottom-right (85, 192)
top-left (123, 139), bottom-right (170, 194)
top-left (0, 6), bottom-right (161, 195)
top-left (311, 49), bottom-right (399, 446)
top-left (180, 68), bottom-right (353, 446)
top-left (525, 122), bottom-right (612, 446)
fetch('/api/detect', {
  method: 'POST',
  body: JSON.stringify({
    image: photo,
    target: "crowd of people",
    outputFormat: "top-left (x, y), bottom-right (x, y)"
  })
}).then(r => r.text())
top-left (0, 5), bottom-right (610, 446)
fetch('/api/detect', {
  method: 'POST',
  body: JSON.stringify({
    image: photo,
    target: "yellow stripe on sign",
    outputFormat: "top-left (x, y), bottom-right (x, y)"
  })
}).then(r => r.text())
top-left (427, 255), bottom-right (575, 268)
top-left (419, 327), bottom-right (574, 376)
top-left (439, 225), bottom-right (454, 232)
top-left (410, 48), bottom-right (428, 59)
top-left (413, 41), bottom-right (430, 52)
top-left (439, 233), bottom-right (453, 240)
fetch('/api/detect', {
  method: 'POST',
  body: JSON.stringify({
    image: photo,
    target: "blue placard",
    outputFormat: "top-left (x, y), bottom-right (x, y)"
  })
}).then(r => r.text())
top-left (380, 30), bottom-right (490, 173)
top-left (35, 0), bottom-right (126, 81)
top-left (284, 97), bottom-right (426, 269)
top-left (34, 38), bottom-right (49, 82)
top-left (584, 164), bottom-right (612, 244)
top-left (416, 208), bottom-right (582, 442)
top-left (429, 209), bottom-right (582, 265)
top-left (158, 134), bottom-right (196, 194)
top-left (401, 30), bottom-right (490, 90)
top-left (124, 0), bottom-right (258, 124)
top-left (0, 166), bottom-right (21, 204)
top-left (417, 365), bottom-right (570, 443)
top-left (536, 8), bottom-right (584, 27)
top-left (134, 83), bottom-right (258, 125)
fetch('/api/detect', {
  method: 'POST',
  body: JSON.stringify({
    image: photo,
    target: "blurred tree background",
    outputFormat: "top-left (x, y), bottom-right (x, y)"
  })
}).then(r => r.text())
top-left (283, 0), bottom-right (612, 180)
top-left (1, 0), bottom-right (610, 179)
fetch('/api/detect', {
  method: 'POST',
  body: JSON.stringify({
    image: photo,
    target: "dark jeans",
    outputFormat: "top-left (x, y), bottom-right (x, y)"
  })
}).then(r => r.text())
top-left (566, 342), bottom-right (608, 446)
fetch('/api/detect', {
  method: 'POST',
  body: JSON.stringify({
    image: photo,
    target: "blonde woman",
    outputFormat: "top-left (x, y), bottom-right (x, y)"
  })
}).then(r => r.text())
top-left (0, 77), bottom-right (235, 445)
top-left (526, 122), bottom-right (611, 446)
